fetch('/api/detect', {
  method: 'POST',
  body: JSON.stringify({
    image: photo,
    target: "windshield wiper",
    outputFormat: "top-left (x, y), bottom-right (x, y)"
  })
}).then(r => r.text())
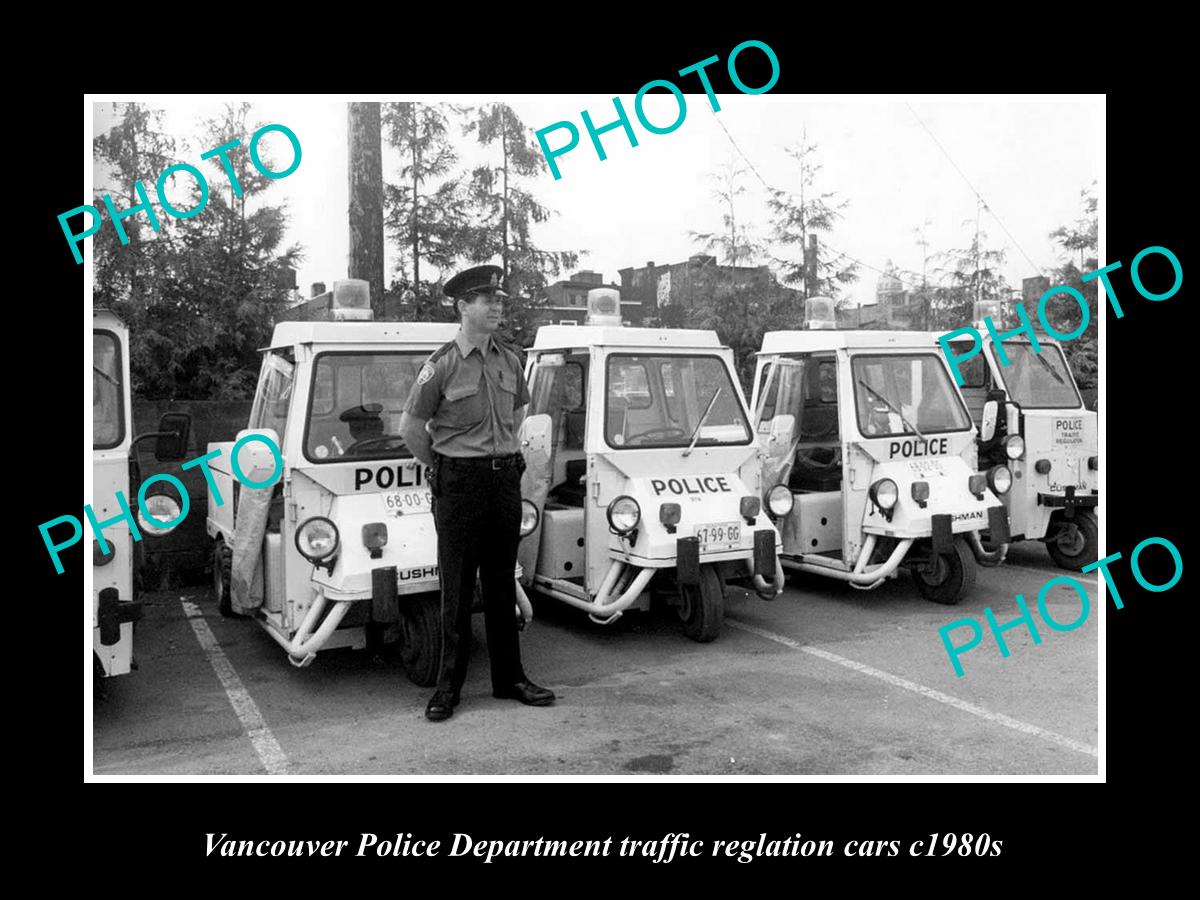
top-left (93, 366), bottom-right (119, 387)
top-left (683, 387), bottom-right (722, 457)
top-left (857, 380), bottom-right (926, 442)
top-left (1031, 350), bottom-right (1067, 385)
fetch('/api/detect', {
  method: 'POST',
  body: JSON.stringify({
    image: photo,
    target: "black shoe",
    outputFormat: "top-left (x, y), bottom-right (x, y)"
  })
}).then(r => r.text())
top-left (493, 679), bottom-right (555, 707)
top-left (425, 690), bottom-right (458, 721)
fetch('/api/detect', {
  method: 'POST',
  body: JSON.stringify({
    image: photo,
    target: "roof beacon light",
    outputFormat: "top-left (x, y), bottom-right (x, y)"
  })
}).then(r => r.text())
top-left (586, 288), bottom-right (623, 326)
top-left (972, 299), bottom-right (1003, 330)
top-left (331, 279), bottom-right (373, 322)
top-left (804, 296), bottom-right (837, 330)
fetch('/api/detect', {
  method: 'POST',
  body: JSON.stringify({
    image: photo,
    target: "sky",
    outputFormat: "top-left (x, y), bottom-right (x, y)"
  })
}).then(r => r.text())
top-left (92, 95), bottom-right (1102, 308)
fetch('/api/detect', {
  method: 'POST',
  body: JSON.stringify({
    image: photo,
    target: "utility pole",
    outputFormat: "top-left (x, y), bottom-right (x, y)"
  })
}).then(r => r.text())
top-left (348, 102), bottom-right (385, 318)
top-left (805, 233), bottom-right (818, 300)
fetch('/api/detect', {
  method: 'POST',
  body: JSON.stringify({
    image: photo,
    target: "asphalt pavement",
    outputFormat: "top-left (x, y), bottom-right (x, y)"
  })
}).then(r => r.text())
top-left (91, 540), bottom-right (1099, 776)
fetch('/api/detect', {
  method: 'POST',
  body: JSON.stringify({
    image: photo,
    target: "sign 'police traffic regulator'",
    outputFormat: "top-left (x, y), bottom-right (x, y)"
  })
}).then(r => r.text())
top-left (651, 476), bottom-right (734, 496)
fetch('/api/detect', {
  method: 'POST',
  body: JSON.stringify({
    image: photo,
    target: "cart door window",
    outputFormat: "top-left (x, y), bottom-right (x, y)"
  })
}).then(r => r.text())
top-left (93, 331), bottom-right (124, 449)
top-left (249, 352), bottom-right (295, 439)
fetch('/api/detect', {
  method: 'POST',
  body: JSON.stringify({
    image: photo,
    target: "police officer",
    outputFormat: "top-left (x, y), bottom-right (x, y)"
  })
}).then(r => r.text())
top-left (399, 265), bottom-right (555, 722)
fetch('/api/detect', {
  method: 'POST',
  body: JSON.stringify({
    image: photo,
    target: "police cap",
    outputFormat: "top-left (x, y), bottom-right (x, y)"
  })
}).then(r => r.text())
top-left (443, 265), bottom-right (509, 300)
top-left (339, 403), bottom-right (384, 423)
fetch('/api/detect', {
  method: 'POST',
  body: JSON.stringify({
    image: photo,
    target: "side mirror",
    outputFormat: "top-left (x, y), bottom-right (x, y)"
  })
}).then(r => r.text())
top-left (155, 412), bottom-right (192, 461)
top-left (233, 428), bottom-right (283, 487)
top-left (520, 414), bottom-right (553, 468)
top-left (980, 401), bottom-right (998, 443)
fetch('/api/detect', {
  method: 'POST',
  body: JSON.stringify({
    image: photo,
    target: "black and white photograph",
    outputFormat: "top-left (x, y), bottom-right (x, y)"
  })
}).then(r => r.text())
top-left (78, 91), bottom-right (1110, 779)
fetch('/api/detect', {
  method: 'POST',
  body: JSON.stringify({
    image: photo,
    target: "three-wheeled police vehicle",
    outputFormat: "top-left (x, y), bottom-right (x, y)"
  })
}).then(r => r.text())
top-left (750, 323), bottom-right (1012, 605)
top-left (204, 280), bottom-right (533, 684)
top-left (93, 309), bottom-right (190, 678)
top-left (515, 289), bottom-right (785, 642)
top-left (937, 302), bottom-right (1098, 568)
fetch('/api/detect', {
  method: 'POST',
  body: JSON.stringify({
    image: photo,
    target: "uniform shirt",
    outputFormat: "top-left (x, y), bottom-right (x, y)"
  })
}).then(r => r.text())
top-left (404, 330), bottom-right (531, 458)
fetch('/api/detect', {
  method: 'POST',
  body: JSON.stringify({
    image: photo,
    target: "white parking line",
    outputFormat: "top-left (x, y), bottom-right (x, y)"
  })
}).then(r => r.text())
top-left (727, 619), bottom-right (1098, 759)
top-left (181, 600), bottom-right (290, 775)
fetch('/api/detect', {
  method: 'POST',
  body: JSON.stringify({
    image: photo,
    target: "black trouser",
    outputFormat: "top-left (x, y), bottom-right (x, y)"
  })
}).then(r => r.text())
top-left (431, 456), bottom-right (525, 694)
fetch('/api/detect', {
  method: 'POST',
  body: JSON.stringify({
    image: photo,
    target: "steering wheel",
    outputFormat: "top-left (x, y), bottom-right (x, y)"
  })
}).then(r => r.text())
top-left (625, 426), bottom-right (689, 445)
top-left (346, 435), bottom-right (409, 455)
top-left (794, 446), bottom-right (840, 471)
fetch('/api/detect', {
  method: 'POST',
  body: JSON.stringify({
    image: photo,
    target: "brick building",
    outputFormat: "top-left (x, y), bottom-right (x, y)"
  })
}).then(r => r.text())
top-left (618, 254), bottom-right (798, 322)
top-left (533, 270), bottom-right (635, 327)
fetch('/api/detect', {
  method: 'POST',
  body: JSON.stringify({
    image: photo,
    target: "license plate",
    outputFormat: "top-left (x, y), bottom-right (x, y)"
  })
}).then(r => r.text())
top-left (695, 521), bottom-right (741, 552)
top-left (381, 490), bottom-right (432, 516)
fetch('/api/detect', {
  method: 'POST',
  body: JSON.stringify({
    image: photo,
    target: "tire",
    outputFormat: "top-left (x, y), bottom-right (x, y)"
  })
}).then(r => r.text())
top-left (1046, 509), bottom-right (1099, 570)
top-left (212, 538), bottom-right (235, 617)
top-left (676, 564), bottom-right (724, 642)
top-left (399, 594), bottom-right (441, 687)
top-left (913, 536), bottom-right (977, 605)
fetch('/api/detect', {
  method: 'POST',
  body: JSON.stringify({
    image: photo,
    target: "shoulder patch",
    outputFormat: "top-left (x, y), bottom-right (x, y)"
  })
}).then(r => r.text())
top-left (417, 364), bottom-right (435, 385)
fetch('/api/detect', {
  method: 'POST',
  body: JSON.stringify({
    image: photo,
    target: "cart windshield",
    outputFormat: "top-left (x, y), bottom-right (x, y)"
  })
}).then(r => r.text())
top-left (93, 331), bottom-right (124, 449)
top-left (852, 353), bottom-right (971, 438)
top-left (605, 354), bottom-right (750, 449)
top-left (990, 342), bottom-right (1082, 409)
top-left (304, 352), bottom-right (426, 462)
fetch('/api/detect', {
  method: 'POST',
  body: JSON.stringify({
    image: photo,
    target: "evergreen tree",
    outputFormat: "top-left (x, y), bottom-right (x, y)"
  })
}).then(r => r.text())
top-left (767, 129), bottom-right (860, 300)
top-left (931, 213), bottom-right (1009, 330)
top-left (382, 102), bottom-right (470, 318)
top-left (463, 104), bottom-right (579, 345)
top-left (95, 102), bottom-right (302, 400)
top-left (1046, 183), bottom-right (1099, 389)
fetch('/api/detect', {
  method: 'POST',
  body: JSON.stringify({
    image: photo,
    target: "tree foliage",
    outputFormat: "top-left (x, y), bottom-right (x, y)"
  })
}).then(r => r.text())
top-left (94, 102), bottom-right (303, 400)
top-left (462, 104), bottom-right (580, 345)
top-left (930, 216), bottom-right (1010, 330)
top-left (382, 102), bottom-right (470, 317)
top-left (1046, 183), bottom-right (1099, 389)
top-left (767, 131), bottom-right (860, 300)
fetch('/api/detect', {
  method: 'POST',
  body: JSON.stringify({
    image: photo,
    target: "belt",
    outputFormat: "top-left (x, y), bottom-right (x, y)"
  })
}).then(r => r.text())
top-left (439, 454), bottom-right (522, 471)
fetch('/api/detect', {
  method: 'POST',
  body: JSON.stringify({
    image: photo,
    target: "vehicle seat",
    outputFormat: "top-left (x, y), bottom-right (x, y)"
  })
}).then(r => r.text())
top-left (563, 408), bottom-right (586, 450)
top-left (550, 458), bottom-right (588, 506)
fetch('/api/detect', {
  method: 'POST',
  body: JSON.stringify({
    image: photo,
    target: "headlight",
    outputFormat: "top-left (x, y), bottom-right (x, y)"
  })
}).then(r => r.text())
top-left (869, 478), bottom-right (899, 511)
top-left (766, 484), bottom-right (794, 516)
top-left (606, 495), bottom-right (641, 534)
top-left (519, 500), bottom-right (540, 537)
top-left (296, 516), bottom-right (340, 561)
top-left (1003, 435), bottom-right (1025, 460)
top-left (988, 465), bottom-right (1013, 495)
top-left (138, 494), bottom-right (182, 535)
top-left (93, 539), bottom-right (115, 567)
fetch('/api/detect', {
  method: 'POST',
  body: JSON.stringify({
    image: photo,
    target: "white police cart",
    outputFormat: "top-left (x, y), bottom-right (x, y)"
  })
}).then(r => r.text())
top-left (204, 281), bottom-right (534, 683)
top-left (515, 289), bottom-right (785, 642)
top-left (936, 302), bottom-right (1099, 568)
top-left (750, 317), bottom-right (1012, 605)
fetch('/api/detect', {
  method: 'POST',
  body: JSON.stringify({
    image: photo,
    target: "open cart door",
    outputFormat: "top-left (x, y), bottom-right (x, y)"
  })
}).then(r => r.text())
top-left (754, 358), bottom-right (806, 547)
top-left (517, 413), bottom-right (554, 586)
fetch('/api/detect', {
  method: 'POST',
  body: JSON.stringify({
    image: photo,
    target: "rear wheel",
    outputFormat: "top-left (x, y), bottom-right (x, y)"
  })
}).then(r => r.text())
top-left (676, 564), bottom-right (724, 642)
top-left (1046, 509), bottom-right (1098, 570)
top-left (399, 595), bottom-right (441, 687)
top-left (913, 536), bottom-right (977, 605)
top-left (212, 538), bottom-right (235, 617)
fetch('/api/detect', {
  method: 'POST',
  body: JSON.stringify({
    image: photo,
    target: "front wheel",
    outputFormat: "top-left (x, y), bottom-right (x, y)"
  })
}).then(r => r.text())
top-left (212, 538), bottom-right (235, 617)
top-left (913, 536), bottom-right (977, 605)
top-left (399, 595), bottom-right (441, 687)
top-left (1046, 509), bottom-right (1099, 570)
top-left (676, 564), bottom-right (724, 642)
